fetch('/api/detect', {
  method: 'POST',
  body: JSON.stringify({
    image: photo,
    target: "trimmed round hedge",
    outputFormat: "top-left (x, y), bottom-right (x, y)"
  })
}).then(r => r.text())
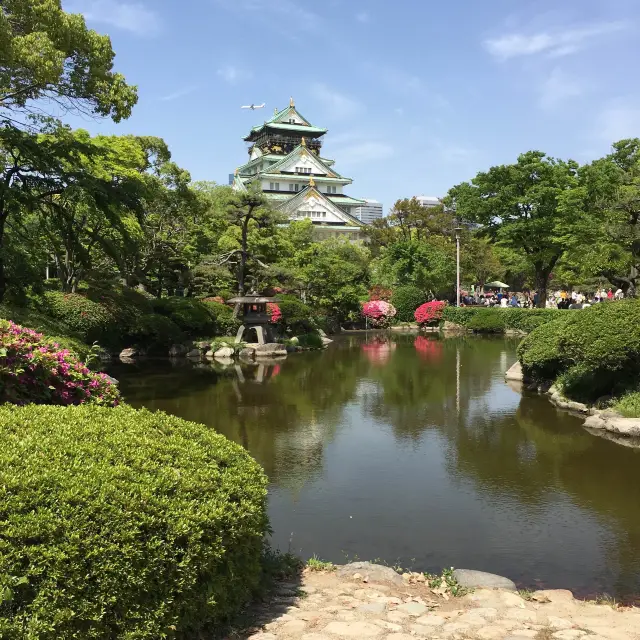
top-left (390, 286), bottom-right (426, 322)
top-left (0, 405), bottom-right (268, 639)
top-left (518, 300), bottom-right (640, 401)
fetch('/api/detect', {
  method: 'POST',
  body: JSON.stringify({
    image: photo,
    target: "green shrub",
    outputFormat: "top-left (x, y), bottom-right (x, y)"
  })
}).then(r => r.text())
top-left (390, 286), bottom-right (426, 322)
top-left (275, 295), bottom-right (315, 334)
top-left (441, 306), bottom-right (485, 326)
top-left (442, 306), bottom-right (570, 332)
top-left (202, 300), bottom-right (241, 336)
top-left (0, 404), bottom-right (269, 638)
top-left (612, 391), bottom-right (640, 418)
top-left (466, 309), bottom-right (506, 333)
top-left (518, 300), bottom-right (640, 402)
top-left (297, 332), bottom-right (324, 349)
top-left (38, 291), bottom-right (116, 343)
top-left (152, 297), bottom-right (216, 336)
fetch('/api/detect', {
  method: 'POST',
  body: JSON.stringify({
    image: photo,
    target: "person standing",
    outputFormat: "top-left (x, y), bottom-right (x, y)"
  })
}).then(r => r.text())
top-left (607, 288), bottom-right (614, 300)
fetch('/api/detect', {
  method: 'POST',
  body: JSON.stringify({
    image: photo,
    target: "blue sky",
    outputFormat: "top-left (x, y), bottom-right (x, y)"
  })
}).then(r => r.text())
top-left (63, 0), bottom-right (640, 213)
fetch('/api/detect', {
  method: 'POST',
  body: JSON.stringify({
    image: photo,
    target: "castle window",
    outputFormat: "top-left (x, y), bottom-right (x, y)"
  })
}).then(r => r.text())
top-left (269, 182), bottom-right (280, 190)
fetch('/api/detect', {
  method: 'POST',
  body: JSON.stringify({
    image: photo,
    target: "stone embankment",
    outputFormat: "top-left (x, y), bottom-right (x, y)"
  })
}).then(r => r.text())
top-left (504, 362), bottom-right (640, 445)
top-left (241, 562), bottom-right (640, 640)
top-left (118, 337), bottom-right (333, 364)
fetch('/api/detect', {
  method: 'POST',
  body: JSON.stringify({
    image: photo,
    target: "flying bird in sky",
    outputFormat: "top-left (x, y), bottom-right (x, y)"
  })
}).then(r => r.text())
top-left (241, 103), bottom-right (265, 110)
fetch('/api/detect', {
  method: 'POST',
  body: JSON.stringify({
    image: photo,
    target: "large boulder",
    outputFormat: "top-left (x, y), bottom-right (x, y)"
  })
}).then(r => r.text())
top-left (186, 349), bottom-right (201, 358)
top-left (169, 344), bottom-right (188, 357)
top-left (336, 562), bottom-right (403, 585)
top-left (255, 343), bottom-right (287, 357)
top-left (119, 348), bottom-right (139, 359)
top-left (214, 346), bottom-right (235, 358)
top-left (452, 569), bottom-right (517, 591)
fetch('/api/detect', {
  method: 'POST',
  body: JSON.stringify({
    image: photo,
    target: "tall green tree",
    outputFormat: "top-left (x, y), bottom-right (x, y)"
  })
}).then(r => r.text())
top-left (573, 139), bottom-right (640, 297)
top-left (447, 151), bottom-right (580, 307)
top-left (1, 0), bottom-right (137, 122)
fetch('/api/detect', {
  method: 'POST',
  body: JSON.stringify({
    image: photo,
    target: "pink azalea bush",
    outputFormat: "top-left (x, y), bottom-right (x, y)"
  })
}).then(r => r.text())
top-left (362, 300), bottom-right (397, 328)
top-left (0, 320), bottom-right (120, 406)
top-left (415, 300), bottom-right (447, 326)
top-left (267, 303), bottom-right (282, 323)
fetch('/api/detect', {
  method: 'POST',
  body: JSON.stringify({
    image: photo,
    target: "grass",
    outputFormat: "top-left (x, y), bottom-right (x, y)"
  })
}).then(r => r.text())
top-left (306, 555), bottom-right (336, 572)
top-left (424, 567), bottom-right (469, 597)
top-left (611, 391), bottom-right (640, 418)
top-left (518, 588), bottom-right (535, 601)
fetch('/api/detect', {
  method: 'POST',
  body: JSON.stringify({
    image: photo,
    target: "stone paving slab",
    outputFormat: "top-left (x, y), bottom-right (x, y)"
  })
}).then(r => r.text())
top-left (236, 565), bottom-right (640, 640)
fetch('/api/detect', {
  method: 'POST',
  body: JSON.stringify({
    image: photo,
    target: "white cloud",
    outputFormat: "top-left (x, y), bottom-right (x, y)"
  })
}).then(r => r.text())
top-left (598, 104), bottom-right (640, 142)
top-left (538, 68), bottom-right (584, 109)
top-left (484, 22), bottom-right (625, 59)
top-left (160, 86), bottom-right (199, 102)
top-left (356, 11), bottom-right (370, 23)
top-left (67, 0), bottom-right (160, 35)
top-left (216, 65), bottom-right (252, 84)
top-left (310, 83), bottom-right (361, 118)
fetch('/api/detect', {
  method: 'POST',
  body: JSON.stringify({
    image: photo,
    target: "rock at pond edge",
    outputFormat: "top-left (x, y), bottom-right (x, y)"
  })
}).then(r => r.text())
top-left (336, 562), bottom-right (403, 585)
top-left (453, 569), bottom-right (517, 591)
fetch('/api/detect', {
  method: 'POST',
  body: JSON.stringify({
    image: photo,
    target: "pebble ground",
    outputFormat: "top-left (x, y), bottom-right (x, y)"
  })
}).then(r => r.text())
top-left (233, 568), bottom-right (640, 640)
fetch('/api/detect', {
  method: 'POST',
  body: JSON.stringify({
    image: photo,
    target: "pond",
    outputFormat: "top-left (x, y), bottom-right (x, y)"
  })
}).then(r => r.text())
top-left (109, 334), bottom-right (640, 599)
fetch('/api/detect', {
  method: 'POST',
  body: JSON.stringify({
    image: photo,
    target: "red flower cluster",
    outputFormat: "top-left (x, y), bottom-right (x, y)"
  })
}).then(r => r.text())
top-left (0, 320), bottom-right (120, 407)
top-left (267, 303), bottom-right (282, 323)
top-left (414, 300), bottom-right (447, 326)
top-left (362, 300), bottom-right (397, 328)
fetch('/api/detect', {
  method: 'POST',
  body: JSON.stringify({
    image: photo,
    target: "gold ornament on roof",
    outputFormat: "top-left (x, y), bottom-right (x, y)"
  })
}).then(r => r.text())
top-left (234, 168), bottom-right (239, 176)
top-left (309, 175), bottom-right (316, 187)
top-left (301, 137), bottom-right (306, 147)
top-left (290, 96), bottom-right (295, 107)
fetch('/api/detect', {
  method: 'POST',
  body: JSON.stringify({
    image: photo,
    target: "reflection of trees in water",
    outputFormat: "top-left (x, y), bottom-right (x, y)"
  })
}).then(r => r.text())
top-left (115, 349), bottom-right (368, 494)
top-left (362, 336), bottom-right (508, 439)
top-left (449, 395), bottom-right (640, 596)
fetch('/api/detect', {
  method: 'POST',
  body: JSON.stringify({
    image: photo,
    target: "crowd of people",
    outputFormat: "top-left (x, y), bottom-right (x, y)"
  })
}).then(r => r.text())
top-left (460, 287), bottom-right (625, 309)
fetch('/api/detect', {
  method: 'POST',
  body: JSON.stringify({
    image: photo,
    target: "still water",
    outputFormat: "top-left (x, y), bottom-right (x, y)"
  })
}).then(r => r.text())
top-left (110, 334), bottom-right (640, 598)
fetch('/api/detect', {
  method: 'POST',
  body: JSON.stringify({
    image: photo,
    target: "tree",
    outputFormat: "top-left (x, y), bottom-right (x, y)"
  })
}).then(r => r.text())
top-left (217, 184), bottom-right (283, 296)
top-left (1, 0), bottom-right (137, 123)
top-left (371, 238), bottom-right (455, 299)
top-left (33, 131), bottom-right (168, 293)
top-left (447, 151), bottom-right (580, 307)
top-left (574, 139), bottom-right (640, 297)
top-left (461, 237), bottom-right (504, 292)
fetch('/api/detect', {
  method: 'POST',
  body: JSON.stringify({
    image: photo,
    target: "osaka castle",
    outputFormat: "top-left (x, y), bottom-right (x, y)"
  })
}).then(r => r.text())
top-left (232, 98), bottom-right (366, 240)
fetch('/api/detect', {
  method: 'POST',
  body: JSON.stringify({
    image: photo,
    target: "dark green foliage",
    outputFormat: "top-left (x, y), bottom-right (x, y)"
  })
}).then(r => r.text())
top-left (126, 314), bottom-right (184, 352)
top-left (0, 404), bottom-right (269, 638)
top-left (202, 301), bottom-right (241, 336)
top-left (151, 297), bottom-right (216, 336)
top-left (276, 295), bottom-right (315, 334)
top-left (390, 286), bottom-right (426, 322)
top-left (518, 300), bottom-right (640, 401)
top-left (297, 332), bottom-right (324, 349)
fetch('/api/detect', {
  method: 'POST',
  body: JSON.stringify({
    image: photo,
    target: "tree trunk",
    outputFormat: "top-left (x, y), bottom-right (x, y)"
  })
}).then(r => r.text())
top-left (0, 216), bottom-right (6, 303)
top-left (239, 218), bottom-right (249, 296)
top-left (534, 269), bottom-right (549, 308)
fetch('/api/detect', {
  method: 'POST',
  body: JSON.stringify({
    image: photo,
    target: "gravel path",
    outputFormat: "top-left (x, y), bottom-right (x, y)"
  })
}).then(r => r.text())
top-left (235, 566), bottom-right (640, 640)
